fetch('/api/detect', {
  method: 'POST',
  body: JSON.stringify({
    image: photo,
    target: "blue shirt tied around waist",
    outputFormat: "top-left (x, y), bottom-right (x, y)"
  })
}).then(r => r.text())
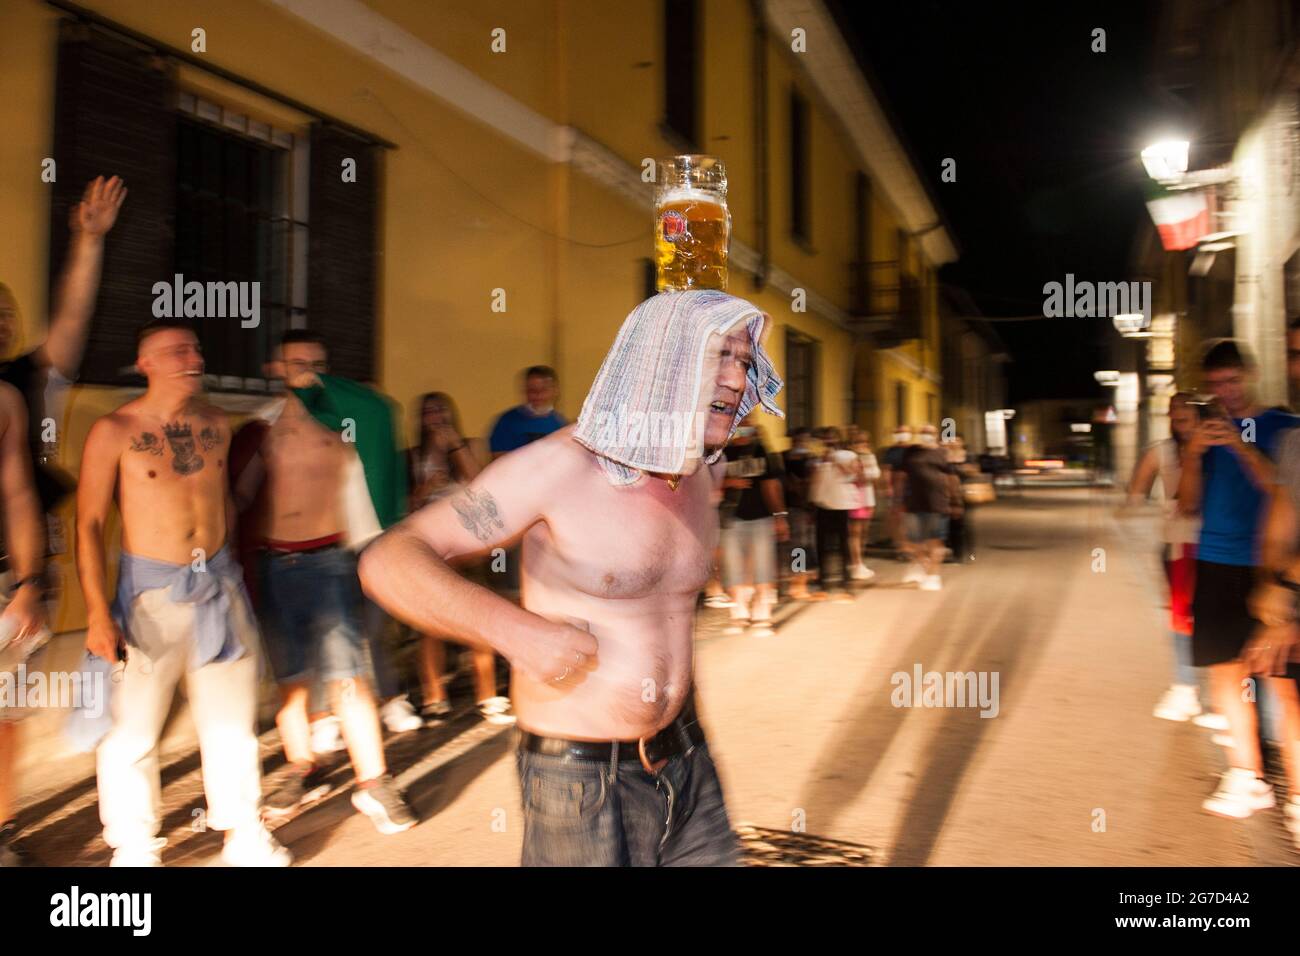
top-left (1198, 408), bottom-right (1299, 566)
top-left (64, 545), bottom-right (251, 752)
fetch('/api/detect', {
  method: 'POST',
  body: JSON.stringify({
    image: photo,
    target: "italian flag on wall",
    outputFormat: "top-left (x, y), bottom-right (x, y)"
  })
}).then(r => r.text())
top-left (1145, 181), bottom-right (1210, 251)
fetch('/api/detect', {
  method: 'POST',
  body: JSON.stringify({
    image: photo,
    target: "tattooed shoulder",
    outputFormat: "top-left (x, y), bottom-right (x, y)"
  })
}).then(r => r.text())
top-left (451, 487), bottom-right (506, 543)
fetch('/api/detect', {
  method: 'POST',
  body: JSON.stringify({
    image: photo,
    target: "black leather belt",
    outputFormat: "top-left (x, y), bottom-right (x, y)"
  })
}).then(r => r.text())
top-left (519, 697), bottom-right (706, 774)
top-left (266, 542), bottom-right (342, 558)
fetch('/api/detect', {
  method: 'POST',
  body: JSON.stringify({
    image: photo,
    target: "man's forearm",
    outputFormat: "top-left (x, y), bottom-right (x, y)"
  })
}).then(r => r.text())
top-left (358, 528), bottom-right (537, 660)
top-left (46, 233), bottom-right (105, 377)
top-left (75, 521), bottom-right (113, 621)
top-left (1235, 443), bottom-right (1275, 491)
top-left (2, 487), bottom-right (44, 581)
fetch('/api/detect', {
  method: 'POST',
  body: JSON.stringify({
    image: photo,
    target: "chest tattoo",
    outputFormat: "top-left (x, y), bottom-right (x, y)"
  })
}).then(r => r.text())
top-left (451, 487), bottom-right (505, 542)
top-left (129, 432), bottom-right (164, 456)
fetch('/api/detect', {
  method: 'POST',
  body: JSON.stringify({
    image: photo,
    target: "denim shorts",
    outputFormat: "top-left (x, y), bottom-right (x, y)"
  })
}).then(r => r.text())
top-left (515, 738), bottom-right (741, 867)
top-left (905, 511), bottom-right (949, 543)
top-left (257, 547), bottom-right (367, 685)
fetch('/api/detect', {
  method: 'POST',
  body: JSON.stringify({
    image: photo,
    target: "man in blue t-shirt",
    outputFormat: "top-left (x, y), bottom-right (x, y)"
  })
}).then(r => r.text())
top-left (488, 365), bottom-right (566, 458)
top-left (1179, 338), bottom-right (1298, 820)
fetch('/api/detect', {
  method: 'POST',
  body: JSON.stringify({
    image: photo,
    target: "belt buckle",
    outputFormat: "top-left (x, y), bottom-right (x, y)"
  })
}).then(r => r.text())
top-left (638, 734), bottom-right (668, 775)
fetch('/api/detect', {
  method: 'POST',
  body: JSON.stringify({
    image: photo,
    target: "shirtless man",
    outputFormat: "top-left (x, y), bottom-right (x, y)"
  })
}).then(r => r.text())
top-left (77, 320), bottom-right (289, 866)
top-left (0, 382), bottom-right (47, 867)
top-left (236, 330), bottom-right (415, 834)
top-left (361, 290), bottom-right (784, 865)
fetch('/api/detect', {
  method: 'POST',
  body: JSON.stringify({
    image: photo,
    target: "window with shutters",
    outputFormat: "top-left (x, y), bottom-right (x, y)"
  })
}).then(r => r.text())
top-left (174, 97), bottom-right (302, 391)
top-left (784, 329), bottom-right (817, 432)
top-left (49, 17), bottom-right (380, 391)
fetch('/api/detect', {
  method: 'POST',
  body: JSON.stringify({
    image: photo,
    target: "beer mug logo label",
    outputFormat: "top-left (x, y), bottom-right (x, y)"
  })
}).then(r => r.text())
top-left (661, 209), bottom-right (688, 242)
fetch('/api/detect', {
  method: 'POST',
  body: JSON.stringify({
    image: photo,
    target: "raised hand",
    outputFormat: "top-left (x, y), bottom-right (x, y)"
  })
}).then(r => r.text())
top-left (70, 175), bottom-right (127, 237)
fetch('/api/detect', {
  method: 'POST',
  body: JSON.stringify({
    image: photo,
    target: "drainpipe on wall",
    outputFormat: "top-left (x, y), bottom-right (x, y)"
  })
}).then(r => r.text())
top-left (750, 0), bottom-right (769, 291)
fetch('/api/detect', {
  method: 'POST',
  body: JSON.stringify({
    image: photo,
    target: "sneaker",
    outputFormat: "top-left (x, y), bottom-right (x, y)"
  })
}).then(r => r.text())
top-left (477, 696), bottom-right (517, 726)
top-left (0, 822), bottom-right (26, 867)
top-left (1193, 712), bottom-right (1230, 731)
top-left (1202, 768), bottom-right (1276, 819)
top-left (221, 825), bottom-right (292, 867)
top-left (421, 699), bottom-right (452, 723)
top-left (351, 775), bottom-right (417, 834)
top-left (919, 574), bottom-right (943, 592)
top-left (1153, 684), bottom-right (1202, 722)
top-left (850, 564), bottom-right (876, 582)
top-left (903, 564), bottom-right (926, 585)
top-left (262, 765), bottom-right (331, 820)
top-left (110, 837), bottom-right (166, 867)
top-left (381, 697), bottom-right (424, 734)
top-left (703, 594), bottom-right (734, 609)
top-left (310, 716), bottom-right (345, 755)
top-left (748, 622), bottom-right (775, 638)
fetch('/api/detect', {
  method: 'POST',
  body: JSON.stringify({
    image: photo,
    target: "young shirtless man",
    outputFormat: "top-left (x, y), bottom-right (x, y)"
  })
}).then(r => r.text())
top-left (361, 290), bottom-right (784, 865)
top-left (77, 320), bottom-right (289, 866)
top-left (235, 330), bottom-right (415, 833)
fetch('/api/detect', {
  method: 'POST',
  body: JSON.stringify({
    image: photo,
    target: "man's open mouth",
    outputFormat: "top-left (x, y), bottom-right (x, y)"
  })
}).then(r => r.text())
top-left (709, 400), bottom-right (734, 415)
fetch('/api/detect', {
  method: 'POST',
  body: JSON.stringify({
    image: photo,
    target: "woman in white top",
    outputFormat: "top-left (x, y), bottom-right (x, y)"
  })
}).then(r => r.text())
top-left (408, 393), bottom-right (514, 726)
top-left (1127, 392), bottom-right (1205, 722)
top-left (847, 432), bottom-right (880, 582)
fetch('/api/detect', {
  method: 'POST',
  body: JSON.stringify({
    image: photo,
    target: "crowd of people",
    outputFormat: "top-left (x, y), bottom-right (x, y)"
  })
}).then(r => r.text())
top-left (706, 417), bottom-right (976, 636)
top-left (1126, 336), bottom-right (1300, 846)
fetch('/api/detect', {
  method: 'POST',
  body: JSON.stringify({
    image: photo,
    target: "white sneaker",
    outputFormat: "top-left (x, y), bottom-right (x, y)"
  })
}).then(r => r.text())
top-left (477, 696), bottom-right (517, 726)
top-left (221, 826), bottom-right (292, 867)
top-left (1202, 768), bottom-right (1276, 819)
top-left (1153, 684), bottom-right (1201, 722)
top-left (110, 837), bottom-right (166, 867)
top-left (850, 564), bottom-right (876, 582)
top-left (1192, 712), bottom-right (1229, 731)
top-left (310, 716), bottom-right (345, 755)
top-left (381, 697), bottom-right (424, 734)
top-left (919, 574), bottom-right (942, 592)
top-left (902, 564), bottom-right (926, 585)
top-left (703, 594), bottom-right (734, 609)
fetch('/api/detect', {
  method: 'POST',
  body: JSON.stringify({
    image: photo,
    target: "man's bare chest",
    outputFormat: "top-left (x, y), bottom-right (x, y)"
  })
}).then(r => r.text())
top-left (533, 482), bottom-right (718, 599)
top-left (120, 419), bottom-right (227, 488)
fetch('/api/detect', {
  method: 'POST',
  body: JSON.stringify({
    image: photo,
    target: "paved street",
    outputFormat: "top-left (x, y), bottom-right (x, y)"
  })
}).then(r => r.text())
top-left (12, 487), bottom-right (1296, 866)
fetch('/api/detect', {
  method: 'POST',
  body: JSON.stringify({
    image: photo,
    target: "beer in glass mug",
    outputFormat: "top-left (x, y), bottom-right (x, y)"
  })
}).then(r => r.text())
top-left (655, 155), bottom-right (730, 292)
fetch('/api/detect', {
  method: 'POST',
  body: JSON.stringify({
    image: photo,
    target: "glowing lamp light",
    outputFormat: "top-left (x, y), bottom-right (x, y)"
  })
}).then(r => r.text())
top-left (1141, 139), bottom-right (1190, 181)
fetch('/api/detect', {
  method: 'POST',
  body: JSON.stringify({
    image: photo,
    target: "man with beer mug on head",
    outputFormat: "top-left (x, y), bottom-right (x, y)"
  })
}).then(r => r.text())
top-left (361, 157), bottom-right (793, 865)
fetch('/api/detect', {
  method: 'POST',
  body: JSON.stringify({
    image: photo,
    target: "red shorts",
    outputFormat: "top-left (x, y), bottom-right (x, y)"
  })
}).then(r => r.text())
top-left (848, 507), bottom-right (874, 521)
top-left (1164, 542), bottom-right (1197, 635)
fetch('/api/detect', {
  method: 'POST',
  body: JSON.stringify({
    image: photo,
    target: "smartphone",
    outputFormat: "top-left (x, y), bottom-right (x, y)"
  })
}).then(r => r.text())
top-left (1188, 396), bottom-right (1226, 421)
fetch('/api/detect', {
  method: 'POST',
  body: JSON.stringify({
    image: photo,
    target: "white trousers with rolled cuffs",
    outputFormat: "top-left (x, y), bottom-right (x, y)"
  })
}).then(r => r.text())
top-left (97, 580), bottom-right (262, 854)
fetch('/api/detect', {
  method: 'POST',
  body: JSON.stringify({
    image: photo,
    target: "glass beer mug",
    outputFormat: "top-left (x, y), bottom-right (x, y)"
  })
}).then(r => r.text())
top-left (655, 155), bottom-right (730, 292)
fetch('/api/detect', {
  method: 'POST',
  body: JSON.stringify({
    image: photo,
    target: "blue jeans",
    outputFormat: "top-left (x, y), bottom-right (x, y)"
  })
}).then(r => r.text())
top-left (515, 740), bottom-right (740, 866)
top-left (257, 547), bottom-right (368, 685)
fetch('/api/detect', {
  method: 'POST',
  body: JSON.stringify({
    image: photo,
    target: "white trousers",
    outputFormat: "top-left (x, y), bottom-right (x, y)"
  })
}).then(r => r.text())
top-left (97, 582), bottom-right (262, 852)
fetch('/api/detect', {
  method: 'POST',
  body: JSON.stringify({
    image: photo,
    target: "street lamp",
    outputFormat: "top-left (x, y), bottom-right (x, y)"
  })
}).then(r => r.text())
top-left (1141, 139), bottom-right (1189, 182)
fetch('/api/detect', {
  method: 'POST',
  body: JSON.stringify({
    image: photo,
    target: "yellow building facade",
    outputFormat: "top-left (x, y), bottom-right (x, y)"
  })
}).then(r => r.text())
top-left (0, 0), bottom-right (954, 630)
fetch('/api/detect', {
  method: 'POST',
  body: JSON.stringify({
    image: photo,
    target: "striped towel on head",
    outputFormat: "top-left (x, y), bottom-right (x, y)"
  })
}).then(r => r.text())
top-left (573, 290), bottom-right (784, 485)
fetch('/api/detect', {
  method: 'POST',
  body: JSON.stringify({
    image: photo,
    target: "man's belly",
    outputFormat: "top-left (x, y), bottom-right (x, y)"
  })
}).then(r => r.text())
top-left (511, 594), bottom-right (697, 741)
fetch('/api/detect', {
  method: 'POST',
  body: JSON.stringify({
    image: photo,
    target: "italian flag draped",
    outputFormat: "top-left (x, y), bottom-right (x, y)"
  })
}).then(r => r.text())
top-left (1145, 181), bottom-right (1209, 251)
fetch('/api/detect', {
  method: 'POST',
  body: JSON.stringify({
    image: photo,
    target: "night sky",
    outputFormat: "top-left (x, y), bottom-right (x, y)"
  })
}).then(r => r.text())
top-left (829, 0), bottom-right (1166, 402)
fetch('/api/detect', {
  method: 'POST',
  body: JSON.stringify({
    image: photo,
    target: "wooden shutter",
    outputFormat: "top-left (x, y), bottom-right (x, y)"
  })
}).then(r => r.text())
top-left (308, 123), bottom-right (379, 382)
top-left (49, 21), bottom-right (176, 385)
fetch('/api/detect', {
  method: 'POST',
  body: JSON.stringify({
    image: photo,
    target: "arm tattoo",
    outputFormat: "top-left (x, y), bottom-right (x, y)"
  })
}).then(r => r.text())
top-left (130, 432), bottom-right (164, 455)
top-left (451, 487), bottom-right (505, 543)
top-left (198, 426), bottom-right (220, 451)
